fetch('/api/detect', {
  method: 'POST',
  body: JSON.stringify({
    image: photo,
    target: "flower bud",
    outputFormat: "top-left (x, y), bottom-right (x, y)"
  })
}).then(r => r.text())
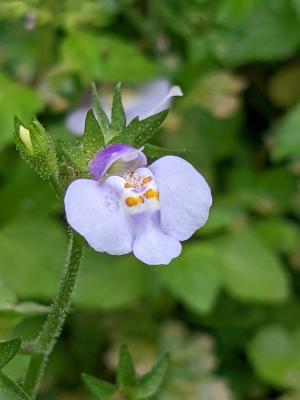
top-left (14, 117), bottom-right (58, 179)
top-left (19, 125), bottom-right (34, 155)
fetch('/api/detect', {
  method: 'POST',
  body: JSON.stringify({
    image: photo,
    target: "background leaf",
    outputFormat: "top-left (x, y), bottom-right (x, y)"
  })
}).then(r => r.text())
top-left (137, 354), bottom-right (169, 399)
top-left (0, 72), bottom-right (42, 149)
top-left (248, 325), bottom-right (300, 388)
top-left (0, 338), bottom-right (21, 369)
top-left (217, 232), bottom-right (290, 302)
top-left (75, 249), bottom-right (150, 310)
top-left (272, 101), bottom-right (300, 161)
top-left (62, 32), bottom-right (159, 83)
top-left (0, 371), bottom-right (31, 400)
top-left (157, 244), bottom-right (222, 313)
top-left (0, 217), bottom-right (66, 299)
top-left (82, 373), bottom-right (116, 400)
top-left (208, 0), bottom-right (300, 66)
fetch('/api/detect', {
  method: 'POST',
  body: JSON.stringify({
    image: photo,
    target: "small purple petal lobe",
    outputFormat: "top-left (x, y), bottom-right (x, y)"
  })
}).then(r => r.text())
top-left (89, 144), bottom-right (147, 180)
top-left (150, 156), bottom-right (212, 241)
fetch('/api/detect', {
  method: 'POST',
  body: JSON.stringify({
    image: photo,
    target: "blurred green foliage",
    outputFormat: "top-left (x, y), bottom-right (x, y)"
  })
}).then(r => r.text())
top-left (0, 0), bottom-right (300, 399)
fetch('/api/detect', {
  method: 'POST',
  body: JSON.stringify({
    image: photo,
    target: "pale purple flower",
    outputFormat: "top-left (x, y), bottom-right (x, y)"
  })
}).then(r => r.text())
top-left (66, 80), bottom-right (183, 135)
top-left (64, 145), bottom-right (212, 265)
top-left (24, 10), bottom-right (37, 30)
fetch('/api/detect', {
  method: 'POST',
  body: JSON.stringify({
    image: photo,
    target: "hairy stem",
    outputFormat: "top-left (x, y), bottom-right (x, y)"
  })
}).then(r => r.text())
top-left (23, 230), bottom-right (84, 398)
top-left (49, 173), bottom-right (64, 198)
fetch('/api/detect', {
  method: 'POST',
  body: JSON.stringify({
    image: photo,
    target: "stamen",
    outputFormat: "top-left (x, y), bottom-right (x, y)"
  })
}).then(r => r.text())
top-left (126, 172), bottom-right (134, 179)
top-left (122, 168), bottom-right (160, 213)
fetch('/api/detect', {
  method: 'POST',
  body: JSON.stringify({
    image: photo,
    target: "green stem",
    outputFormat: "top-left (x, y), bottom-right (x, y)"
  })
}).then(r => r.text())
top-left (49, 173), bottom-right (64, 198)
top-left (23, 230), bottom-right (84, 398)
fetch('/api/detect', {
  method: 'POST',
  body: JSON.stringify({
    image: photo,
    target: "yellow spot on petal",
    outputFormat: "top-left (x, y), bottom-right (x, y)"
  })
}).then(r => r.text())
top-left (144, 189), bottom-right (159, 200)
top-left (124, 182), bottom-right (133, 188)
top-left (141, 176), bottom-right (152, 186)
top-left (125, 196), bottom-right (144, 207)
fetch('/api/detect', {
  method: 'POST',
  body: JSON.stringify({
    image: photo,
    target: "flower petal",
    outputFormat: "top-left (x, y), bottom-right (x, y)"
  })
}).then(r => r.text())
top-left (132, 213), bottom-right (181, 265)
top-left (150, 156), bottom-right (212, 241)
top-left (64, 179), bottom-right (133, 255)
top-left (89, 144), bottom-right (147, 180)
top-left (125, 80), bottom-right (183, 124)
top-left (66, 107), bottom-right (89, 135)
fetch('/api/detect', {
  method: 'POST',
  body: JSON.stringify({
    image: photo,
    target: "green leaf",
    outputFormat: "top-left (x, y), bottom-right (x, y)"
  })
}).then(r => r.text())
top-left (61, 32), bottom-right (106, 81)
top-left (199, 201), bottom-right (244, 235)
top-left (252, 219), bottom-right (299, 253)
top-left (117, 345), bottom-right (136, 388)
top-left (62, 32), bottom-right (158, 82)
top-left (208, 0), bottom-right (300, 66)
top-left (0, 160), bottom-right (60, 224)
top-left (228, 167), bottom-right (296, 214)
top-left (95, 34), bottom-right (160, 81)
top-left (0, 371), bottom-right (31, 400)
top-left (157, 244), bottom-right (222, 313)
top-left (216, 0), bottom-right (260, 23)
top-left (143, 144), bottom-right (185, 159)
top-left (268, 64), bottom-right (300, 108)
top-left (83, 109), bottom-right (105, 157)
top-left (247, 325), bottom-right (300, 388)
top-left (0, 301), bottom-right (50, 337)
top-left (137, 354), bottom-right (169, 399)
top-left (110, 110), bottom-right (168, 147)
top-left (291, 0), bottom-right (300, 18)
top-left (0, 302), bottom-right (50, 318)
top-left (166, 108), bottom-right (242, 166)
top-left (0, 72), bottom-right (42, 150)
top-left (0, 278), bottom-right (16, 309)
top-left (0, 279), bottom-right (19, 337)
top-left (217, 231), bottom-right (290, 302)
top-left (76, 249), bottom-right (150, 310)
top-left (0, 217), bottom-right (66, 299)
top-left (92, 83), bottom-right (110, 142)
top-left (59, 139), bottom-right (89, 173)
top-left (0, 300), bottom-right (49, 338)
top-left (82, 373), bottom-right (116, 400)
top-left (131, 110), bottom-right (169, 147)
top-left (0, 339), bottom-right (21, 369)
top-left (110, 83), bottom-right (126, 134)
top-left (0, 219), bottom-right (149, 309)
top-left (272, 101), bottom-right (300, 161)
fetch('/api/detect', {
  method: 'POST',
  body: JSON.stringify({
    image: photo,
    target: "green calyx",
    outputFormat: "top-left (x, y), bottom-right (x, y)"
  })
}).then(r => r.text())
top-left (14, 82), bottom-right (183, 194)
